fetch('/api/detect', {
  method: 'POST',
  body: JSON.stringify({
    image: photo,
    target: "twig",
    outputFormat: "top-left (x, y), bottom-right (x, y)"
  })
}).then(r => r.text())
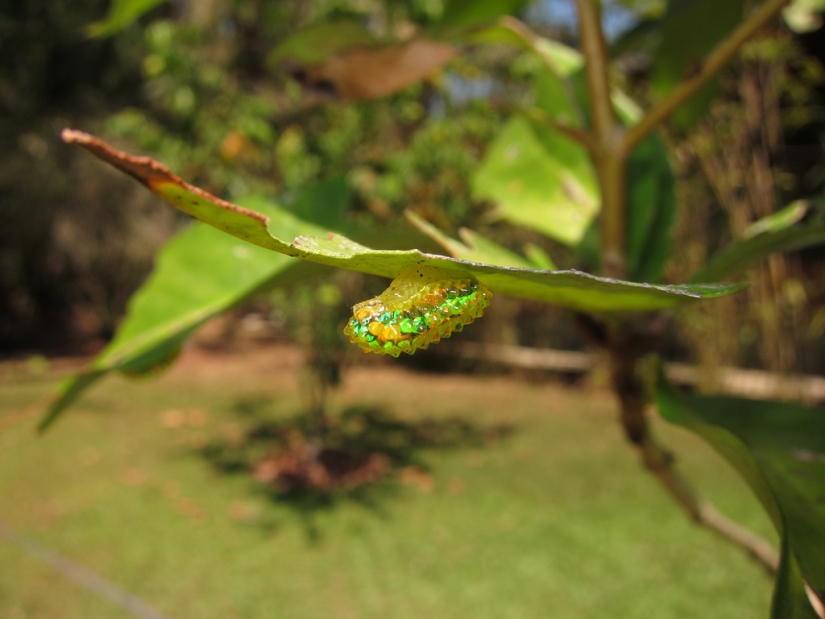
top-left (644, 440), bottom-right (780, 576)
top-left (490, 99), bottom-right (589, 146)
top-left (698, 503), bottom-right (779, 573)
top-left (634, 429), bottom-right (779, 574)
top-left (524, 107), bottom-right (590, 147)
top-left (621, 0), bottom-right (791, 155)
top-left (807, 584), bottom-right (825, 618)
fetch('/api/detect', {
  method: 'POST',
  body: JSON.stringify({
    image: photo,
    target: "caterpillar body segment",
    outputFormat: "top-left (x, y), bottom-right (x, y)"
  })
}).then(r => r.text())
top-left (344, 265), bottom-right (492, 357)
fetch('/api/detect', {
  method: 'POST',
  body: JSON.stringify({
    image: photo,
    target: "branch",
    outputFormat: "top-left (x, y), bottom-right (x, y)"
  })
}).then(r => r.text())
top-left (621, 0), bottom-right (791, 155)
top-left (698, 503), bottom-right (779, 573)
top-left (635, 430), bottom-right (779, 574)
top-left (610, 341), bottom-right (779, 575)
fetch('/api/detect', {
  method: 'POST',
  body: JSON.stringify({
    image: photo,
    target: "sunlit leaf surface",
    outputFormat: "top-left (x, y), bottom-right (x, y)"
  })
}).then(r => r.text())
top-left (473, 116), bottom-right (599, 246)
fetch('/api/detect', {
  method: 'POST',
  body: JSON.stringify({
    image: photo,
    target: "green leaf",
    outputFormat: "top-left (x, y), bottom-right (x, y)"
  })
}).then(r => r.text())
top-left (453, 20), bottom-right (636, 121)
top-left (651, 0), bottom-right (746, 129)
top-left (743, 201), bottom-right (809, 238)
top-left (533, 62), bottom-right (584, 128)
top-left (38, 197), bottom-right (334, 432)
top-left (610, 17), bottom-right (668, 60)
top-left (472, 115), bottom-right (599, 246)
top-left (62, 129), bottom-right (746, 317)
top-left (611, 88), bottom-right (644, 125)
top-left (626, 135), bottom-right (677, 283)
top-left (774, 541), bottom-right (822, 619)
top-left (438, 0), bottom-right (530, 29)
top-left (282, 177), bottom-right (351, 229)
top-left (447, 18), bottom-right (583, 76)
top-left (656, 375), bottom-right (825, 618)
top-left (267, 20), bottom-right (378, 66)
top-left (523, 243), bottom-right (556, 271)
top-left (691, 200), bottom-right (825, 283)
top-left (406, 211), bottom-right (537, 269)
top-left (87, 0), bottom-right (168, 38)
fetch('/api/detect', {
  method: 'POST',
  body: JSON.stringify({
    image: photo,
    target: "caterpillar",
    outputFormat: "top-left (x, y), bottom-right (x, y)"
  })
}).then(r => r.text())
top-left (344, 265), bottom-right (492, 357)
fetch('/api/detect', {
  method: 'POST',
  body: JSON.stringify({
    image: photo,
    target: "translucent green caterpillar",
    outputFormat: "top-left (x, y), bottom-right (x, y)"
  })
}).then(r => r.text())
top-left (344, 265), bottom-right (492, 357)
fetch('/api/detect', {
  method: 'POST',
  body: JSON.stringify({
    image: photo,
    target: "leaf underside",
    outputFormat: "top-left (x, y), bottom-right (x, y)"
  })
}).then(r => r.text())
top-left (61, 129), bottom-right (745, 314)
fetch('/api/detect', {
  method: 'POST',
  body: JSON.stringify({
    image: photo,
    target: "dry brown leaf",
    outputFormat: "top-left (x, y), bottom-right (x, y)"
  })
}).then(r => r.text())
top-left (306, 39), bottom-right (455, 100)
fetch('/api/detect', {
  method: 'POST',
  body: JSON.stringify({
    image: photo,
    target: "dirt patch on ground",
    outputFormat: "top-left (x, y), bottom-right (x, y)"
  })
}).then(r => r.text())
top-left (167, 345), bottom-right (535, 493)
top-left (253, 444), bottom-right (391, 491)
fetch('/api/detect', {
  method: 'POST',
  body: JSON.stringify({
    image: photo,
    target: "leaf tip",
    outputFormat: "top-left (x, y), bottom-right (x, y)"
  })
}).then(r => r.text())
top-left (61, 128), bottom-right (90, 145)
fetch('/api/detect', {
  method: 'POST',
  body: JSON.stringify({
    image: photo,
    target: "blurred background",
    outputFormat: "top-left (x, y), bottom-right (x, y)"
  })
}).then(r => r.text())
top-left (1, 1), bottom-right (825, 618)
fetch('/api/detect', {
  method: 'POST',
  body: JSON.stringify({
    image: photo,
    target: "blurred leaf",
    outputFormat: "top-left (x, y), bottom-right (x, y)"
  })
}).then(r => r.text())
top-left (691, 199), bottom-right (825, 283)
top-left (456, 17), bottom-right (583, 76)
top-left (268, 20), bottom-right (378, 66)
top-left (651, 0), bottom-right (746, 129)
top-left (439, 0), bottom-right (530, 29)
top-left (744, 200), bottom-right (809, 238)
top-left (656, 373), bottom-right (825, 618)
top-left (533, 62), bottom-right (584, 127)
top-left (462, 18), bottom-right (640, 121)
top-left (87, 0), bottom-right (168, 38)
top-left (473, 115), bottom-right (599, 246)
top-left (523, 243), bottom-right (557, 271)
top-left (455, 17), bottom-right (641, 133)
top-left (269, 18), bottom-right (454, 100)
top-left (783, 0), bottom-right (825, 33)
top-left (62, 129), bottom-right (746, 316)
top-left (774, 546), bottom-right (823, 619)
top-left (406, 211), bottom-right (536, 268)
top-left (610, 17), bottom-right (667, 59)
top-left (531, 37), bottom-right (586, 77)
top-left (626, 135), bottom-right (676, 282)
top-left (38, 195), bottom-right (336, 432)
top-left (282, 177), bottom-right (351, 229)
top-left (612, 88), bottom-right (644, 124)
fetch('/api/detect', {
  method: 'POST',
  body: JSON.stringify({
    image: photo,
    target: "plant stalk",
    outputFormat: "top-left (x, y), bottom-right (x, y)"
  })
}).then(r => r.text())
top-left (573, 0), bottom-right (781, 577)
top-left (574, 0), bottom-right (627, 280)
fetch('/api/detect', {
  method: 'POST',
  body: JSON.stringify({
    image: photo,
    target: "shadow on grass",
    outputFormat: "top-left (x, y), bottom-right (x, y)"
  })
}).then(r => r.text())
top-left (197, 396), bottom-right (514, 539)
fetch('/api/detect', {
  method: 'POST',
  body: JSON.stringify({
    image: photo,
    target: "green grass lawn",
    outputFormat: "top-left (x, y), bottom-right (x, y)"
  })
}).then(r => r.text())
top-left (0, 348), bottom-right (776, 619)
